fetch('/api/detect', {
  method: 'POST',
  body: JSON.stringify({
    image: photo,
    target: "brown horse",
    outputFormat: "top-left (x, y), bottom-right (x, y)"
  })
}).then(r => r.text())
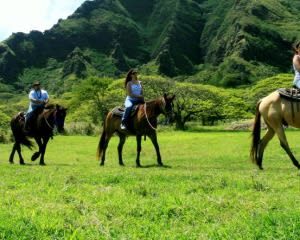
top-left (97, 94), bottom-right (175, 167)
top-left (251, 90), bottom-right (300, 170)
top-left (9, 104), bottom-right (67, 165)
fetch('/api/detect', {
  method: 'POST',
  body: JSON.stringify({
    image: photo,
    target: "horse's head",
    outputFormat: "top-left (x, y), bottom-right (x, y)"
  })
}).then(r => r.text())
top-left (55, 104), bottom-right (67, 133)
top-left (162, 94), bottom-right (175, 122)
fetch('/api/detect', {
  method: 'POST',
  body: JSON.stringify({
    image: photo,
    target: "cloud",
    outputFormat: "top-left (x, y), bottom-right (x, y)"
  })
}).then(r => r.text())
top-left (0, 0), bottom-right (86, 41)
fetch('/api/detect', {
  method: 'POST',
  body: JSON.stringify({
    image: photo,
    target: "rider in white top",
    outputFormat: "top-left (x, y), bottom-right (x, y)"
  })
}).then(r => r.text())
top-left (293, 41), bottom-right (300, 88)
top-left (121, 69), bottom-right (144, 130)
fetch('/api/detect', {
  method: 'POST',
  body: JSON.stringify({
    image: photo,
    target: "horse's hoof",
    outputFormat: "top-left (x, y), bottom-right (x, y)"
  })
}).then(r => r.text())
top-left (31, 152), bottom-right (40, 161)
top-left (39, 163), bottom-right (46, 166)
top-left (20, 162), bottom-right (25, 165)
top-left (119, 163), bottom-right (125, 166)
top-left (9, 161), bottom-right (14, 164)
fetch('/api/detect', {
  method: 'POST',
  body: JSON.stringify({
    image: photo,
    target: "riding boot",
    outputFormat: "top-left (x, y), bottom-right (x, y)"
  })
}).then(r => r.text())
top-left (120, 119), bottom-right (127, 130)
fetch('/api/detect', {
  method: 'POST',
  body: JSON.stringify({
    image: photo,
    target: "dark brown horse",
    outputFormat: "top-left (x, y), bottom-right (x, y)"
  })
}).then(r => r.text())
top-left (251, 90), bottom-right (300, 170)
top-left (97, 94), bottom-right (175, 167)
top-left (9, 104), bottom-right (67, 165)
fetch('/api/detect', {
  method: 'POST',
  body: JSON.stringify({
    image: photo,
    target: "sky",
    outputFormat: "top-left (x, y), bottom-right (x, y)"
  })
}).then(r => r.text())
top-left (0, 0), bottom-right (87, 42)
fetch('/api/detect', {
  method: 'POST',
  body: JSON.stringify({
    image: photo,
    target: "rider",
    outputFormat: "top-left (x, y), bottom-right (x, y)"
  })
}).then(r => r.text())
top-left (121, 69), bottom-right (145, 130)
top-left (293, 40), bottom-right (300, 89)
top-left (25, 81), bottom-right (49, 131)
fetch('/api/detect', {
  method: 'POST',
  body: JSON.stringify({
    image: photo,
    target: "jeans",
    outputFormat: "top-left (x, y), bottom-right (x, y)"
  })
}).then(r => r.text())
top-left (122, 97), bottom-right (144, 124)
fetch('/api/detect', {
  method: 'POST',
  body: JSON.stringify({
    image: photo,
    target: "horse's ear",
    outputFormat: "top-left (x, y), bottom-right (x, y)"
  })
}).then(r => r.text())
top-left (172, 95), bottom-right (175, 100)
top-left (163, 93), bottom-right (167, 99)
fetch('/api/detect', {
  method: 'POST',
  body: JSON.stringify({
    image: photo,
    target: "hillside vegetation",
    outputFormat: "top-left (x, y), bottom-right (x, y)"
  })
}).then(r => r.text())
top-left (0, 0), bottom-right (300, 92)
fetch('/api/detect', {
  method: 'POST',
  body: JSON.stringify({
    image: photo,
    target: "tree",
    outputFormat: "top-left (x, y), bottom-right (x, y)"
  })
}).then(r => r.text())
top-left (72, 76), bottom-right (113, 124)
top-left (172, 83), bottom-right (225, 129)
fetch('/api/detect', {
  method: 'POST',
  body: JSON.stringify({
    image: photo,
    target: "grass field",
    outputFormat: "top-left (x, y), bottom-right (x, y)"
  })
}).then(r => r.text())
top-left (1, 130), bottom-right (300, 239)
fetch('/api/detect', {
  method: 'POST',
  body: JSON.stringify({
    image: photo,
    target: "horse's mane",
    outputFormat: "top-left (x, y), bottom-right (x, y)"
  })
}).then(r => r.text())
top-left (45, 104), bottom-right (56, 109)
top-left (146, 97), bottom-right (163, 105)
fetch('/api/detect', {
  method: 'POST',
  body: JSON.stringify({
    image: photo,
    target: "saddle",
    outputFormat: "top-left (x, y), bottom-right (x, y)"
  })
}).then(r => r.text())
top-left (278, 88), bottom-right (300, 101)
top-left (112, 105), bottom-right (140, 117)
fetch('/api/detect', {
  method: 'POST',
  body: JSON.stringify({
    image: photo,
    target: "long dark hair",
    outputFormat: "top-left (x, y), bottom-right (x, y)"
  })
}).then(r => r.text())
top-left (293, 40), bottom-right (300, 54)
top-left (124, 68), bottom-right (136, 88)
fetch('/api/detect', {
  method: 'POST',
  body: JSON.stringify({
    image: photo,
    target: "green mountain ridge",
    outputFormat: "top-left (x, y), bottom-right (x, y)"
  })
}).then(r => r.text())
top-left (0, 0), bottom-right (300, 91)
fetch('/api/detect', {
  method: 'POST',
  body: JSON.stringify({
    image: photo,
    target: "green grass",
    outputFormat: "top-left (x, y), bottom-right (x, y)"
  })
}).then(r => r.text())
top-left (1, 130), bottom-right (300, 239)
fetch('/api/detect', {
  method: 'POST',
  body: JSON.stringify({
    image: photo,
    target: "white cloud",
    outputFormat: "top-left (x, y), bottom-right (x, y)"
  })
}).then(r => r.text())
top-left (0, 0), bottom-right (86, 41)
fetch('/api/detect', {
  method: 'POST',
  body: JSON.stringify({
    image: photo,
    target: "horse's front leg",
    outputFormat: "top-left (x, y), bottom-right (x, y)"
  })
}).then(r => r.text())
top-left (31, 137), bottom-right (42, 162)
top-left (148, 133), bottom-right (162, 166)
top-left (39, 137), bottom-right (50, 166)
top-left (136, 135), bottom-right (142, 167)
top-left (118, 134), bottom-right (126, 166)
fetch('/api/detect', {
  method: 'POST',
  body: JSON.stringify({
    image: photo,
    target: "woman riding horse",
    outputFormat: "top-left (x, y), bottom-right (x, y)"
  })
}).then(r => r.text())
top-left (97, 94), bottom-right (175, 167)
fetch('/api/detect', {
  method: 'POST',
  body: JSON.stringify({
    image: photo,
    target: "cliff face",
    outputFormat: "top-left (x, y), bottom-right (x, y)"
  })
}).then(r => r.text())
top-left (1, 0), bottom-right (300, 89)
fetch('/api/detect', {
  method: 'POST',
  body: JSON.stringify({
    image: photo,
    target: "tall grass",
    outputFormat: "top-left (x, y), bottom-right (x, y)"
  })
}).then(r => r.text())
top-left (1, 131), bottom-right (300, 239)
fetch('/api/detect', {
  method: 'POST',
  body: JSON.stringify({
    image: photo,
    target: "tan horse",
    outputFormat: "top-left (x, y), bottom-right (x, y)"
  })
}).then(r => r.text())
top-left (97, 94), bottom-right (175, 167)
top-left (251, 90), bottom-right (300, 170)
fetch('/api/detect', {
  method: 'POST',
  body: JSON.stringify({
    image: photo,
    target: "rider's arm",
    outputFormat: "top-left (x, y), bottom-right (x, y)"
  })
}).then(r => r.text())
top-left (293, 55), bottom-right (300, 72)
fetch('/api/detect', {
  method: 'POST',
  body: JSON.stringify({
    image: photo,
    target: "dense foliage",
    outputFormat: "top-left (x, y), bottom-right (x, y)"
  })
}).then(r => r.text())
top-left (0, 73), bottom-right (293, 141)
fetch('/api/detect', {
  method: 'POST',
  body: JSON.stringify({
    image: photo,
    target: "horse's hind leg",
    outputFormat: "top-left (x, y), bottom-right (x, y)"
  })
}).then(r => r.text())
top-left (9, 143), bottom-right (17, 164)
top-left (118, 134), bottom-right (126, 166)
top-left (9, 143), bottom-right (25, 165)
top-left (257, 128), bottom-right (275, 169)
top-left (275, 126), bottom-right (300, 169)
top-left (100, 134), bottom-right (112, 166)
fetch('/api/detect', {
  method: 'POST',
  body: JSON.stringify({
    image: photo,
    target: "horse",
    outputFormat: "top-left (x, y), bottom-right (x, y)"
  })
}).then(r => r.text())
top-left (97, 94), bottom-right (175, 167)
top-left (250, 90), bottom-right (300, 170)
top-left (9, 104), bottom-right (67, 165)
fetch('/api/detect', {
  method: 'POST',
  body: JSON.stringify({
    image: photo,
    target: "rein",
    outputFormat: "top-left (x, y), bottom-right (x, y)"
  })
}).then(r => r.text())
top-left (144, 102), bottom-right (157, 131)
top-left (144, 97), bottom-right (166, 131)
top-left (43, 110), bottom-right (56, 130)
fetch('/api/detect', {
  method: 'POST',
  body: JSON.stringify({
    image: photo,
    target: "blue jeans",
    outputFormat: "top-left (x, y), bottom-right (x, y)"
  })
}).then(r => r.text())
top-left (122, 97), bottom-right (144, 124)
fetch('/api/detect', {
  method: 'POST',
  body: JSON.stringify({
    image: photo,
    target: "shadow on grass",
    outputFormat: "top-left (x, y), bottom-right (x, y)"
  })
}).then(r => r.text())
top-left (138, 164), bottom-right (172, 169)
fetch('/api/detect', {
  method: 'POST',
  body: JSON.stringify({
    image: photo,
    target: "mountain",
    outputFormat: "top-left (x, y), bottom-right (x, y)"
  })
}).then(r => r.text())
top-left (1, 0), bottom-right (300, 91)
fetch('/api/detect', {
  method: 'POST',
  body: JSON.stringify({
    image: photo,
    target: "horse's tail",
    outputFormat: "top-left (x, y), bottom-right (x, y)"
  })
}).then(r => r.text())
top-left (250, 100), bottom-right (261, 165)
top-left (96, 119), bottom-right (107, 161)
top-left (11, 117), bottom-right (34, 149)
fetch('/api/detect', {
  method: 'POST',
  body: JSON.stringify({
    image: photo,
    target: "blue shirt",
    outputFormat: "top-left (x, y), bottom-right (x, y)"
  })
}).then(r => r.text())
top-left (27, 89), bottom-right (49, 113)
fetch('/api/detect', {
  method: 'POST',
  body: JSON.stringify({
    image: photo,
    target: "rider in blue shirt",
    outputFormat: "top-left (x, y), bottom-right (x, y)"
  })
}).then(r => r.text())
top-left (25, 81), bottom-right (49, 131)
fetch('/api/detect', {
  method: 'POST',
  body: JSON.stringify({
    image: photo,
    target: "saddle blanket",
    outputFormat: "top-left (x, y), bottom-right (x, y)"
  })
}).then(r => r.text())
top-left (278, 88), bottom-right (300, 101)
top-left (111, 105), bottom-right (139, 117)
